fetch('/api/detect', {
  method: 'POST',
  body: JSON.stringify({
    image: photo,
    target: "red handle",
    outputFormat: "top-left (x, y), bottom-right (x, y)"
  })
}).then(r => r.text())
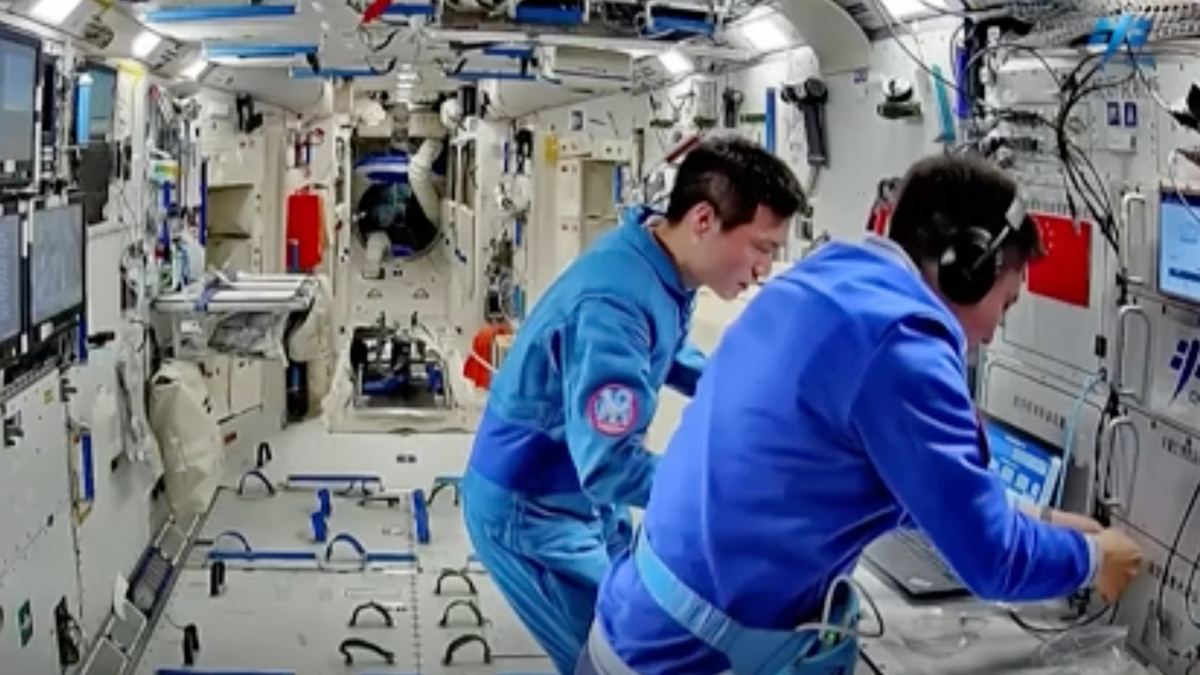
top-left (360, 0), bottom-right (394, 24)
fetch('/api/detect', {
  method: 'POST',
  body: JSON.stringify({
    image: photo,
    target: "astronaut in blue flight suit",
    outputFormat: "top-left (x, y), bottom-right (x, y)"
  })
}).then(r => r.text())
top-left (461, 137), bottom-right (807, 675)
top-left (579, 154), bottom-right (1145, 675)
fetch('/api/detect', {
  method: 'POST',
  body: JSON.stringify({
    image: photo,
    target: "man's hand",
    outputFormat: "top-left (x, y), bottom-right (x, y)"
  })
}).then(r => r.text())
top-left (1048, 509), bottom-right (1103, 534)
top-left (1094, 529), bottom-right (1144, 604)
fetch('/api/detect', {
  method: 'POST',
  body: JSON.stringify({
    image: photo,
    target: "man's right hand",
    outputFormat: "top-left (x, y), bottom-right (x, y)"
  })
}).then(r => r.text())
top-left (1094, 529), bottom-right (1144, 603)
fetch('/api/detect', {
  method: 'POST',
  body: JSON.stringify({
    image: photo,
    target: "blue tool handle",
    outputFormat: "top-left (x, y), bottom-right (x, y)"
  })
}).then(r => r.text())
top-left (317, 488), bottom-right (332, 517)
top-left (413, 489), bottom-right (431, 544)
top-left (311, 511), bottom-right (329, 543)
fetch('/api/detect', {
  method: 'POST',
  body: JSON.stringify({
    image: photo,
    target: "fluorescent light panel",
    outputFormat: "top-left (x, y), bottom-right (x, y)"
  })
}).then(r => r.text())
top-left (132, 31), bottom-right (162, 58)
top-left (658, 49), bottom-right (691, 75)
top-left (737, 10), bottom-right (790, 52)
top-left (181, 58), bottom-right (209, 80)
top-left (30, 0), bottom-right (83, 25)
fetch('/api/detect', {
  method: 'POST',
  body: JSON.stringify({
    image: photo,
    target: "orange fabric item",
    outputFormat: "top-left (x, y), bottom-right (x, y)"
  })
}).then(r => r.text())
top-left (464, 322), bottom-right (513, 390)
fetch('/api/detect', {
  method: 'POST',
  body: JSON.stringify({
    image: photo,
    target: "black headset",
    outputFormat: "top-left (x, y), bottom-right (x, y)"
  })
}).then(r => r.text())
top-left (936, 193), bottom-right (1028, 306)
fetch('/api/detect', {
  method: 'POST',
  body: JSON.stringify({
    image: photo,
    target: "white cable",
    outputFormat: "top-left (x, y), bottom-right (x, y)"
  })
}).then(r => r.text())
top-left (791, 573), bottom-right (885, 652)
top-left (1058, 372), bottom-right (1105, 510)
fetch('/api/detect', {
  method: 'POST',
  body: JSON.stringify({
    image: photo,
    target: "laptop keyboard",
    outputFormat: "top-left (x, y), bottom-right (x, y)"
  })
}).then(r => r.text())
top-left (893, 529), bottom-right (952, 573)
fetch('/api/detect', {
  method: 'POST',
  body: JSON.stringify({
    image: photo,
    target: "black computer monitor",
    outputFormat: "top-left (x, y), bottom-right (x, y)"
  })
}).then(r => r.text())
top-left (0, 24), bottom-right (41, 186)
top-left (0, 210), bottom-right (23, 366)
top-left (30, 203), bottom-right (85, 335)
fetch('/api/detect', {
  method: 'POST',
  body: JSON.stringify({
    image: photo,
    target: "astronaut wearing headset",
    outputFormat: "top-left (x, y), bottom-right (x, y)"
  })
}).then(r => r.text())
top-left (576, 154), bottom-right (1145, 675)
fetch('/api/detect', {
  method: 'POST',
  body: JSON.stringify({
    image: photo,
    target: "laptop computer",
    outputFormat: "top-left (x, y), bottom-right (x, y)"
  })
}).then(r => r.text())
top-left (862, 413), bottom-right (1064, 599)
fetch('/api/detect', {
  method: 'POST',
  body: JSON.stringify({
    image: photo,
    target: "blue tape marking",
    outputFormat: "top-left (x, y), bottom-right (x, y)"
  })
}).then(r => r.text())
top-left (365, 551), bottom-right (418, 563)
top-left (287, 473), bottom-right (382, 485)
top-left (208, 549), bottom-right (318, 562)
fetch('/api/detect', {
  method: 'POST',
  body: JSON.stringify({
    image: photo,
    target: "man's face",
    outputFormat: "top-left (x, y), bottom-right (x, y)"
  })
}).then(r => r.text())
top-left (688, 203), bottom-right (789, 300)
top-left (958, 265), bottom-right (1024, 348)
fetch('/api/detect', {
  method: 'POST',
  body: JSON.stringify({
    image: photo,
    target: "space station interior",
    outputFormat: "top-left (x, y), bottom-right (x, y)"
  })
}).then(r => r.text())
top-left (8, 0), bottom-right (1200, 674)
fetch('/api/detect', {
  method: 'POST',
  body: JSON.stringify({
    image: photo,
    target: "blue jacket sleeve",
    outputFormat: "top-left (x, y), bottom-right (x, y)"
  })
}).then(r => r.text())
top-left (562, 297), bottom-right (660, 508)
top-left (851, 318), bottom-right (1095, 602)
top-left (665, 341), bottom-right (706, 397)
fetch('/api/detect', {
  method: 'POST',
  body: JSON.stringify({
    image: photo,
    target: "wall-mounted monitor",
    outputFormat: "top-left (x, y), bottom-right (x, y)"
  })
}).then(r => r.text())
top-left (0, 24), bottom-right (41, 187)
top-left (0, 209), bottom-right (24, 367)
top-left (1158, 188), bottom-right (1200, 305)
top-left (76, 61), bottom-right (117, 144)
top-left (29, 203), bottom-right (85, 340)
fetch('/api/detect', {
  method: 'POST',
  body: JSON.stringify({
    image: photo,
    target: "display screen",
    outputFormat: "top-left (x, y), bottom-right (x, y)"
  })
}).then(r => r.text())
top-left (983, 417), bottom-right (1062, 509)
top-left (85, 66), bottom-right (116, 140)
top-left (0, 213), bottom-right (22, 342)
top-left (1159, 190), bottom-right (1200, 304)
top-left (0, 35), bottom-right (36, 165)
top-left (30, 205), bottom-right (83, 325)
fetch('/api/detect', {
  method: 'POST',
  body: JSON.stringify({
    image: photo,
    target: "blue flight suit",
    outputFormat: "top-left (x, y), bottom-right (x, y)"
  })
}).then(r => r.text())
top-left (584, 236), bottom-right (1099, 675)
top-left (463, 206), bottom-right (705, 674)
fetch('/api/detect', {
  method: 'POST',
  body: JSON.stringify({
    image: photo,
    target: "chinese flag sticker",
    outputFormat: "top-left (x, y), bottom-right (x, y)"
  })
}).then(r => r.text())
top-left (1027, 212), bottom-right (1092, 308)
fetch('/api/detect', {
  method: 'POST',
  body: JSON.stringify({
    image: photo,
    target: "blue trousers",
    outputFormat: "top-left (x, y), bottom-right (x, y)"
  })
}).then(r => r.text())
top-left (463, 469), bottom-right (629, 674)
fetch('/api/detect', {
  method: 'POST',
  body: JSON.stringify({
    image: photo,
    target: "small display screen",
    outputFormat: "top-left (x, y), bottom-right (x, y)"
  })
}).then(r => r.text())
top-left (85, 66), bottom-right (116, 140)
top-left (1159, 190), bottom-right (1200, 304)
top-left (31, 205), bottom-right (84, 325)
top-left (983, 417), bottom-right (1062, 509)
top-left (0, 213), bottom-right (21, 342)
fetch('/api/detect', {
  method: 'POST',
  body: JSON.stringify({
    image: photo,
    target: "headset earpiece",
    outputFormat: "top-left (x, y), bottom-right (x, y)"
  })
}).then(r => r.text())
top-left (937, 227), bottom-right (1001, 305)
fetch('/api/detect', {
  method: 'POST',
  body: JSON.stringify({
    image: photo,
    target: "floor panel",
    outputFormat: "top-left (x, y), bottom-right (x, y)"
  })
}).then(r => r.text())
top-left (126, 423), bottom-right (553, 675)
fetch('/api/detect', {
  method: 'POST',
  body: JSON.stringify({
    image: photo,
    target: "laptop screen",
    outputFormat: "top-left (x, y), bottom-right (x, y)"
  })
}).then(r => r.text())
top-left (981, 416), bottom-right (1063, 509)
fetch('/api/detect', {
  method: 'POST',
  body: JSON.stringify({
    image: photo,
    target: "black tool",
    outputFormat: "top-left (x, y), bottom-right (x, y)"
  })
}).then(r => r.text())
top-left (781, 78), bottom-right (829, 167)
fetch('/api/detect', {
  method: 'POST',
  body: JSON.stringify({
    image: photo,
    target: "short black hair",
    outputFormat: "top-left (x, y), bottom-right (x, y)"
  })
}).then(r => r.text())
top-left (665, 136), bottom-right (807, 230)
top-left (888, 154), bottom-right (1041, 267)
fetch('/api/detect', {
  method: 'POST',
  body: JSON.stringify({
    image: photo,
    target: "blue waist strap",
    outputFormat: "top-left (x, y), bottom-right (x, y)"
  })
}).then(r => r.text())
top-left (632, 528), bottom-right (859, 675)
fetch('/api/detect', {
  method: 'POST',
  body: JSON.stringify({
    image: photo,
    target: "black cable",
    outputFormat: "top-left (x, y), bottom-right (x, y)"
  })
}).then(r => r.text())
top-left (1159, 479), bottom-right (1200, 628)
top-left (1007, 602), bottom-right (1114, 637)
